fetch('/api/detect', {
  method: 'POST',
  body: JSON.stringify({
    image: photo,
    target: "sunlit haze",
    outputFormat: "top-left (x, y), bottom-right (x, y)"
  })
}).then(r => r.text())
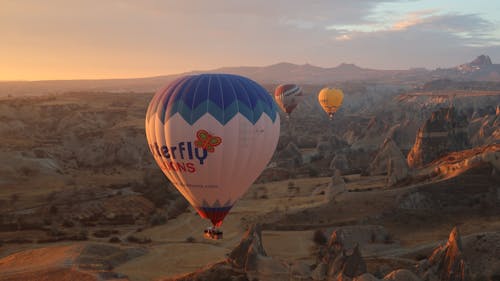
top-left (2, 0), bottom-right (500, 80)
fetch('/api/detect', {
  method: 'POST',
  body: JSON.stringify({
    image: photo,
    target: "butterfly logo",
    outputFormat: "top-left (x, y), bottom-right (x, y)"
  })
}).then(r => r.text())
top-left (195, 130), bottom-right (222, 153)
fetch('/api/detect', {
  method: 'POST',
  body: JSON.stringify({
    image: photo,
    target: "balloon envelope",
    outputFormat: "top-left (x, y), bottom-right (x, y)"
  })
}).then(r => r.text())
top-left (318, 87), bottom-right (344, 118)
top-left (145, 74), bottom-right (280, 227)
top-left (274, 84), bottom-right (303, 115)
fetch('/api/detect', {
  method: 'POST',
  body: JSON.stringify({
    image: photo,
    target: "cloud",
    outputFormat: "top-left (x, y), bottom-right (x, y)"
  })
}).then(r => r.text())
top-left (2, 0), bottom-right (500, 79)
top-left (335, 34), bottom-right (352, 41)
top-left (392, 10), bottom-right (436, 30)
top-left (326, 9), bottom-right (498, 47)
top-left (417, 13), bottom-right (494, 34)
top-left (318, 22), bottom-right (500, 69)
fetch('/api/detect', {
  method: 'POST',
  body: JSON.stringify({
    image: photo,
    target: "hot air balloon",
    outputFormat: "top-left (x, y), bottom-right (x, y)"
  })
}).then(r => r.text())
top-left (145, 74), bottom-right (280, 239)
top-left (274, 84), bottom-right (303, 117)
top-left (318, 87), bottom-right (344, 119)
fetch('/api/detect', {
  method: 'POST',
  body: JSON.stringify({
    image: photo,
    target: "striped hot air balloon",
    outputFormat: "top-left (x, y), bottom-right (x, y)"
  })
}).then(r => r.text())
top-left (145, 74), bottom-right (280, 237)
top-left (274, 84), bottom-right (303, 117)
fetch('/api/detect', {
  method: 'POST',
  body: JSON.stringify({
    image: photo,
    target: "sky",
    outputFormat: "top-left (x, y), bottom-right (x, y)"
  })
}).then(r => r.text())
top-left (1, 0), bottom-right (500, 81)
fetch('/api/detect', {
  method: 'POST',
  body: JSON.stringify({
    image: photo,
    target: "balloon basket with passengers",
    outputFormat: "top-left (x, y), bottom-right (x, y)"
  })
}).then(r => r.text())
top-left (204, 226), bottom-right (223, 240)
top-left (145, 73), bottom-right (280, 240)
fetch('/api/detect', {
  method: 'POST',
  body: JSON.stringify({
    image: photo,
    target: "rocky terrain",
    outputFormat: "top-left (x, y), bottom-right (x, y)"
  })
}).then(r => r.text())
top-left (0, 93), bottom-right (189, 246)
top-left (407, 107), bottom-right (470, 168)
top-left (0, 243), bottom-right (146, 281)
top-left (1, 67), bottom-right (500, 280)
top-left (159, 224), bottom-right (500, 281)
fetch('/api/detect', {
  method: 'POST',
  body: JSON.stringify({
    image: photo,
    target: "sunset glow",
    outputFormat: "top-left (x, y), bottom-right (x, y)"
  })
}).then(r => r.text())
top-left (2, 0), bottom-right (500, 80)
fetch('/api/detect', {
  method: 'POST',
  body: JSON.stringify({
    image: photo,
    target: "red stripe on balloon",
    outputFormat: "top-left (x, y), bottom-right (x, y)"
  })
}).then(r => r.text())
top-left (196, 207), bottom-right (232, 227)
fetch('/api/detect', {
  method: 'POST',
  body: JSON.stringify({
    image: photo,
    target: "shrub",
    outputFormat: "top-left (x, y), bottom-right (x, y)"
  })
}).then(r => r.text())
top-left (384, 233), bottom-right (394, 244)
top-left (308, 168), bottom-right (319, 177)
top-left (62, 220), bottom-right (74, 227)
top-left (10, 193), bottom-right (20, 204)
top-left (19, 166), bottom-right (39, 177)
top-left (93, 229), bottom-right (114, 238)
top-left (313, 229), bottom-right (327, 246)
top-left (126, 235), bottom-right (151, 244)
top-left (49, 224), bottom-right (65, 236)
top-left (49, 205), bottom-right (58, 214)
top-left (109, 236), bottom-right (121, 243)
top-left (150, 213), bottom-right (167, 226)
top-left (78, 228), bottom-right (88, 240)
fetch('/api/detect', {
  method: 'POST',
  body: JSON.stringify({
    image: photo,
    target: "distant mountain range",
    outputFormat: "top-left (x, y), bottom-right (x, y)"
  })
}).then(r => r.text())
top-left (210, 55), bottom-right (500, 84)
top-left (1, 55), bottom-right (500, 96)
top-left (209, 62), bottom-right (400, 84)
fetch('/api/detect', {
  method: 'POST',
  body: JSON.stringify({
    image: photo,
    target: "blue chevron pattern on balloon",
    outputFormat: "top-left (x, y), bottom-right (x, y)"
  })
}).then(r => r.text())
top-left (152, 74), bottom-right (278, 125)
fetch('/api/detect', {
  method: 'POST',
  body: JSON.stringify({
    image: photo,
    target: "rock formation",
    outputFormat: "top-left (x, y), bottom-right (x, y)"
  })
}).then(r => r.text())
top-left (297, 135), bottom-right (318, 148)
top-left (407, 107), bottom-right (469, 168)
top-left (332, 245), bottom-right (367, 279)
top-left (228, 224), bottom-right (267, 270)
top-left (163, 224), bottom-right (290, 281)
top-left (276, 142), bottom-right (303, 169)
top-left (386, 121), bottom-right (419, 153)
top-left (469, 55), bottom-right (492, 66)
top-left (316, 137), bottom-right (339, 159)
top-left (457, 55), bottom-right (493, 73)
top-left (418, 227), bottom-right (470, 281)
top-left (364, 137), bottom-right (409, 186)
top-left (325, 169), bottom-right (346, 201)
top-left (469, 112), bottom-right (500, 145)
top-left (387, 156), bottom-right (409, 187)
top-left (313, 229), bottom-right (368, 280)
top-left (368, 138), bottom-right (407, 175)
top-left (351, 117), bottom-right (390, 152)
top-left (257, 167), bottom-right (290, 182)
top-left (330, 151), bottom-right (350, 171)
top-left (228, 224), bottom-right (288, 280)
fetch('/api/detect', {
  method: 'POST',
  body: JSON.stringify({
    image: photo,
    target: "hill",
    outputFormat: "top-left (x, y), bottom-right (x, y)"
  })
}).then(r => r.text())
top-left (3, 55), bottom-right (500, 97)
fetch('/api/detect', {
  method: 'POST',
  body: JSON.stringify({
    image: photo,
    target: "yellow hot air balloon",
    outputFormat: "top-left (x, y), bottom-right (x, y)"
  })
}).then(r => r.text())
top-left (318, 87), bottom-right (344, 119)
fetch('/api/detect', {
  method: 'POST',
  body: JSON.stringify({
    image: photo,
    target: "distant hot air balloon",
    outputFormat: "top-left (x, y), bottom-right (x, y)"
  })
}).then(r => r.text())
top-left (274, 84), bottom-right (303, 117)
top-left (145, 74), bottom-right (280, 239)
top-left (318, 87), bottom-right (344, 119)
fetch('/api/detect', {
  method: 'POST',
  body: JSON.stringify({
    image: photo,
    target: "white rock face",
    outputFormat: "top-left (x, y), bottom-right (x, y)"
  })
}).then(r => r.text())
top-left (330, 152), bottom-right (350, 171)
top-left (366, 138), bottom-right (409, 186)
top-left (368, 138), bottom-right (406, 175)
top-left (326, 169), bottom-right (346, 201)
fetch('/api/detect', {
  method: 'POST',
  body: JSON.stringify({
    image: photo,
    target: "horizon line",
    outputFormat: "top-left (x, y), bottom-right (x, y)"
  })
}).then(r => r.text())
top-left (0, 58), bottom-right (486, 82)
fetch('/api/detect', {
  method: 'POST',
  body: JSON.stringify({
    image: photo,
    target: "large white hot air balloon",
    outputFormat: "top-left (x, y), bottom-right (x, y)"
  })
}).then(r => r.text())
top-left (145, 74), bottom-right (280, 239)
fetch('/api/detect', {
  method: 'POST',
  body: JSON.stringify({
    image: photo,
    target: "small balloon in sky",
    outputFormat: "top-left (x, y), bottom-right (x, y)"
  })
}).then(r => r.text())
top-left (318, 87), bottom-right (344, 119)
top-left (274, 84), bottom-right (304, 117)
